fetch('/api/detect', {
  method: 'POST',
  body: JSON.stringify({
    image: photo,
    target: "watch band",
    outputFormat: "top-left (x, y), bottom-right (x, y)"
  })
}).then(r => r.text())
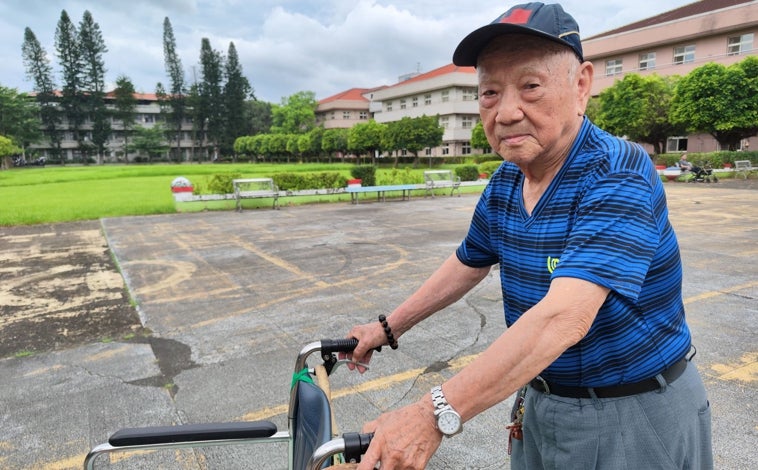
top-left (430, 385), bottom-right (462, 436)
top-left (431, 385), bottom-right (451, 412)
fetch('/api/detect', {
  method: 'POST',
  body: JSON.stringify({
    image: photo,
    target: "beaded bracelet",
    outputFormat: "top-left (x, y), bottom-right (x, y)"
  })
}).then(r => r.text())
top-left (378, 314), bottom-right (399, 350)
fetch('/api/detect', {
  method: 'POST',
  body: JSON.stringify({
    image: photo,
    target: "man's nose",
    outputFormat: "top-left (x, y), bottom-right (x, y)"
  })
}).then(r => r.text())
top-left (495, 92), bottom-right (524, 124)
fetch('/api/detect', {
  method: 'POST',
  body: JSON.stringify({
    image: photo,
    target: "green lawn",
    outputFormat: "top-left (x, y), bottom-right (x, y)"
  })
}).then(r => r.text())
top-left (1, 163), bottom-right (480, 226)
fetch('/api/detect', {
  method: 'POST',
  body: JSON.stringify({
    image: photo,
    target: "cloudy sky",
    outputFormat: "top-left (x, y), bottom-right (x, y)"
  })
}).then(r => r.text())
top-left (0, 0), bottom-right (695, 103)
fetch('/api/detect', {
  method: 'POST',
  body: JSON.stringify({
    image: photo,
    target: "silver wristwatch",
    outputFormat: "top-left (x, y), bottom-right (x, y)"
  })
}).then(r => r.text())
top-left (430, 385), bottom-right (462, 437)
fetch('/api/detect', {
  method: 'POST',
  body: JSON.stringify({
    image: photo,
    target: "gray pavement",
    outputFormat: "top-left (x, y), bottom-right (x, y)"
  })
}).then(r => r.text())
top-left (1, 182), bottom-right (756, 469)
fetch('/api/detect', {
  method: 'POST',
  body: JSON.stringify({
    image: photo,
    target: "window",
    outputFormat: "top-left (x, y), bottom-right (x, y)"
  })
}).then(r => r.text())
top-left (462, 142), bottom-right (471, 155)
top-left (343, 111), bottom-right (351, 120)
top-left (666, 136), bottom-right (688, 152)
top-left (462, 87), bottom-right (478, 101)
top-left (359, 111), bottom-right (368, 120)
top-left (605, 59), bottom-right (623, 76)
top-left (441, 143), bottom-right (450, 155)
top-left (386, 101), bottom-right (393, 112)
top-left (400, 99), bottom-right (407, 110)
top-left (412, 97), bottom-right (418, 107)
top-left (461, 116), bottom-right (474, 129)
top-left (639, 52), bottom-right (656, 71)
top-left (441, 90), bottom-right (449, 102)
top-left (439, 116), bottom-right (449, 128)
top-left (425, 147), bottom-right (432, 156)
top-left (424, 94), bottom-right (432, 105)
top-left (673, 45), bottom-right (695, 65)
top-left (728, 33), bottom-right (753, 55)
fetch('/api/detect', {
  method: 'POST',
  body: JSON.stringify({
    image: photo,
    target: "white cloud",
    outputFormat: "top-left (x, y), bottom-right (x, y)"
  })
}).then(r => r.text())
top-left (0, 0), bottom-right (694, 102)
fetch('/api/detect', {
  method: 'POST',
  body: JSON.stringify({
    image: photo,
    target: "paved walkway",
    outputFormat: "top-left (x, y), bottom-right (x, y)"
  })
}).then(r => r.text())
top-left (0, 180), bottom-right (756, 469)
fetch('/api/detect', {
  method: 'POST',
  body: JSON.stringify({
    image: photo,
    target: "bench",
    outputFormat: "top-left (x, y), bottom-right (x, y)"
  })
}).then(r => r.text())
top-left (232, 178), bottom-right (279, 211)
top-left (345, 184), bottom-right (417, 204)
top-left (734, 160), bottom-right (753, 179)
top-left (423, 170), bottom-right (461, 198)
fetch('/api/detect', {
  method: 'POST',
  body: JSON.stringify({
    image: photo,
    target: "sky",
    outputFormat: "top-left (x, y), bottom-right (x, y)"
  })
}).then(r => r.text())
top-left (0, 0), bottom-right (697, 103)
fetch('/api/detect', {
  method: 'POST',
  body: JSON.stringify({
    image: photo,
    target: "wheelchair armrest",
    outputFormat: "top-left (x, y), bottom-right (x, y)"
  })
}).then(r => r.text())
top-left (109, 420), bottom-right (278, 447)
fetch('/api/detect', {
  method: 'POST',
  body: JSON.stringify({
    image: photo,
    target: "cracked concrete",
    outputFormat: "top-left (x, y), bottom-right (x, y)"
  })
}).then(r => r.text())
top-left (0, 180), bottom-right (756, 469)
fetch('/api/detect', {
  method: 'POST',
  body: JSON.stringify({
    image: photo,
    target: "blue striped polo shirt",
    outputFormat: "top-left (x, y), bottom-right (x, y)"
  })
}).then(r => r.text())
top-left (456, 117), bottom-right (691, 387)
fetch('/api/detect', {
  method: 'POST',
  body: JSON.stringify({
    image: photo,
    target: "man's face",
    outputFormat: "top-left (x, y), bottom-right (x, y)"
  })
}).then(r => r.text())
top-left (477, 39), bottom-right (588, 168)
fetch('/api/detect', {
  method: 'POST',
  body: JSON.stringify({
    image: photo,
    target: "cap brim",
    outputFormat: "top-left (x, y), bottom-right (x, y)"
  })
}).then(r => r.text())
top-left (452, 23), bottom-right (577, 67)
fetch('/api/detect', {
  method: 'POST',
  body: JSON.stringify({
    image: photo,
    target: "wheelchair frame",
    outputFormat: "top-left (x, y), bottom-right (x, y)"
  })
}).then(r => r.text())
top-left (83, 339), bottom-right (372, 470)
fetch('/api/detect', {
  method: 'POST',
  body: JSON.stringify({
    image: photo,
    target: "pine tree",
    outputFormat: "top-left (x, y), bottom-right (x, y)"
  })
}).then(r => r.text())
top-left (223, 41), bottom-right (252, 159)
top-left (55, 10), bottom-right (87, 161)
top-left (112, 75), bottom-right (137, 162)
top-left (21, 27), bottom-right (62, 162)
top-left (161, 17), bottom-right (186, 161)
top-left (79, 10), bottom-right (110, 164)
top-left (199, 38), bottom-right (224, 160)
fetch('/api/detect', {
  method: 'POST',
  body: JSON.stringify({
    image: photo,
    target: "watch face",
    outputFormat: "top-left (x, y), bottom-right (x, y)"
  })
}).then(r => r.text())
top-left (437, 410), bottom-right (461, 435)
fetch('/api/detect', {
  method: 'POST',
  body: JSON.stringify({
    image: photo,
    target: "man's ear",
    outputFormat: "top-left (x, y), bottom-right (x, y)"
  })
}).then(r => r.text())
top-left (576, 61), bottom-right (594, 116)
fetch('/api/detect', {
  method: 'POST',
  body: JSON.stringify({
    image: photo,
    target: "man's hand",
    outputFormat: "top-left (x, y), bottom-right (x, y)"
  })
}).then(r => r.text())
top-left (357, 399), bottom-right (443, 470)
top-left (341, 321), bottom-right (387, 373)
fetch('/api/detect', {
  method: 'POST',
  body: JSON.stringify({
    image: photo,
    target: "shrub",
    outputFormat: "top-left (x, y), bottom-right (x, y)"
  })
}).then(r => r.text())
top-left (351, 165), bottom-right (376, 186)
top-left (206, 172), bottom-right (242, 194)
top-left (473, 154), bottom-right (502, 164)
top-left (479, 160), bottom-right (503, 177)
top-left (376, 167), bottom-right (422, 185)
top-left (455, 164), bottom-right (480, 182)
top-left (272, 171), bottom-right (348, 191)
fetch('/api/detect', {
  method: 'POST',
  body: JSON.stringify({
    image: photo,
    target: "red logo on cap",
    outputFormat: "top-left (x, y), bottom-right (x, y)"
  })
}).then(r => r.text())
top-left (500, 8), bottom-right (532, 25)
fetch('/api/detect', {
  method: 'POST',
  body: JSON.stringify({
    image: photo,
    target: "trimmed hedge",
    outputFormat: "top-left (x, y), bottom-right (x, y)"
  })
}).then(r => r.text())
top-left (455, 164), bottom-right (480, 181)
top-left (350, 165), bottom-right (377, 186)
top-left (272, 171), bottom-right (348, 191)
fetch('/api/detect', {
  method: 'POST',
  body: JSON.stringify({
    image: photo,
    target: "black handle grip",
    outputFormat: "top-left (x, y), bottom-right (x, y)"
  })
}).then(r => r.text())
top-left (342, 432), bottom-right (374, 463)
top-left (320, 338), bottom-right (359, 355)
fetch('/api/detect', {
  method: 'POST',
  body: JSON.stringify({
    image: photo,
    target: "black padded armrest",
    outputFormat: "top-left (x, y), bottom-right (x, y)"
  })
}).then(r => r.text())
top-left (109, 420), bottom-right (278, 446)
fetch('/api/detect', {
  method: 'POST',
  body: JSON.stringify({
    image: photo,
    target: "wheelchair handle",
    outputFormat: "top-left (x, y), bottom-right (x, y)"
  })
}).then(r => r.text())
top-left (320, 338), bottom-right (360, 356)
top-left (307, 432), bottom-right (374, 470)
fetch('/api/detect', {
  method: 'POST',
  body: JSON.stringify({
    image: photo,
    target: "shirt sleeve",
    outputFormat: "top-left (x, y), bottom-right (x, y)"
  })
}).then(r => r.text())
top-left (551, 172), bottom-right (660, 301)
top-left (456, 185), bottom-right (499, 268)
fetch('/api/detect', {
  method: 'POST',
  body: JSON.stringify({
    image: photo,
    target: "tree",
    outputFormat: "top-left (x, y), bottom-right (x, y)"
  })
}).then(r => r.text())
top-left (246, 99), bottom-right (273, 135)
top-left (55, 10), bottom-right (87, 160)
top-left (0, 135), bottom-right (22, 169)
top-left (199, 37), bottom-right (224, 160)
top-left (79, 10), bottom-right (110, 164)
top-left (470, 121), bottom-right (490, 152)
top-left (348, 119), bottom-right (386, 164)
top-left (112, 75), bottom-right (138, 162)
top-left (322, 128), bottom-right (349, 161)
top-left (271, 91), bottom-right (318, 134)
top-left (22, 27), bottom-right (61, 161)
top-left (160, 17), bottom-right (187, 161)
top-left (596, 73), bottom-right (683, 155)
top-left (128, 124), bottom-right (169, 162)
top-left (671, 57), bottom-right (758, 150)
top-left (384, 115), bottom-right (444, 167)
top-left (223, 42), bottom-right (252, 158)
top-left (0, 86), bottom-right (43, 156)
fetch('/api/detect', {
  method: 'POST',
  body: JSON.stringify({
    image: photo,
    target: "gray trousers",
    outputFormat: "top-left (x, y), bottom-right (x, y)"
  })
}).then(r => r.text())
top-left (511, 360), bottom-right (713, 469)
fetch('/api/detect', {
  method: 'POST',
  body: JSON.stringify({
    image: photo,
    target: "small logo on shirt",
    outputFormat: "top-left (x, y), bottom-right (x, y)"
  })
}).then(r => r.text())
top-left (546, 256), bottom-right (559, 274)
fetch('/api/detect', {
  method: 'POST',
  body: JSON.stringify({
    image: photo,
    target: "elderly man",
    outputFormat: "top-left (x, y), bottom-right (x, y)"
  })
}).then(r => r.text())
top-left (344, 3), bottom-right (713, 469)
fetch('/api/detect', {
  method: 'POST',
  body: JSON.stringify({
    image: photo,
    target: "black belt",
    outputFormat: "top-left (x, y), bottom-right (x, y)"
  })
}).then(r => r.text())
top-left (529, 358), bottom-right (688, 399)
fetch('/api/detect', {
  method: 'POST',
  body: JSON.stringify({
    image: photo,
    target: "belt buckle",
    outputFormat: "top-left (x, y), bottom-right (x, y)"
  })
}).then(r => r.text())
top-left (535, 375), bottom-right (551, 395)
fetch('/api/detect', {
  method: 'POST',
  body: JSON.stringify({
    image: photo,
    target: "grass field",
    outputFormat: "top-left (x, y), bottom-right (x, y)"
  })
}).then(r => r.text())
top-left (0, 163), bottom-right (476, 226)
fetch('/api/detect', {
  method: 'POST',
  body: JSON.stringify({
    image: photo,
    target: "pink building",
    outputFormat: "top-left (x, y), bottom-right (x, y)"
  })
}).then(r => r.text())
top-left (584, 0), bottom-right (758, 153)
top-left (316, 0), bottom-right (758, 158)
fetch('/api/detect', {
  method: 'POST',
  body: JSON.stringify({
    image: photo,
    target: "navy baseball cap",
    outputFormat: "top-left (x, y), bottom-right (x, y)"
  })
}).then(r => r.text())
top-left (453, 2), bottom-right (583, 66)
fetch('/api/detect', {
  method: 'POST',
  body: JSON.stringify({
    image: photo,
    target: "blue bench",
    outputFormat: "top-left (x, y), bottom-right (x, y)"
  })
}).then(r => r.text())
top-left (346, 184), bottom-right (417, 204)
